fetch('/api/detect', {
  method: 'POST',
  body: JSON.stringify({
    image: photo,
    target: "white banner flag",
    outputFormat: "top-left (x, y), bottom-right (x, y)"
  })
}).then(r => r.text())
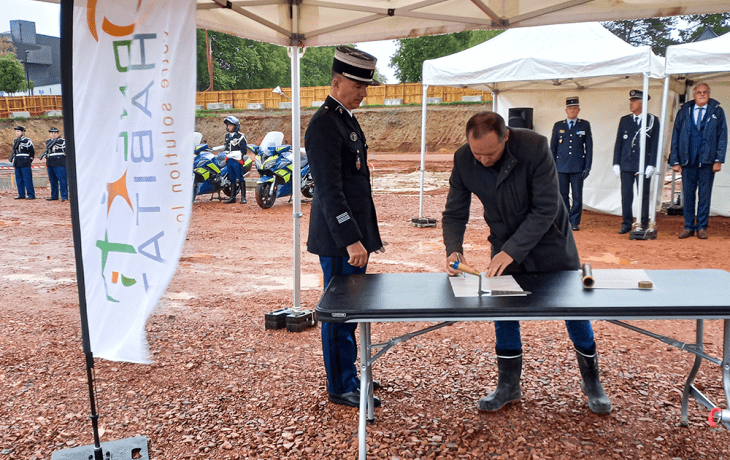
top-left (72, 0), bottom-right (195, 363)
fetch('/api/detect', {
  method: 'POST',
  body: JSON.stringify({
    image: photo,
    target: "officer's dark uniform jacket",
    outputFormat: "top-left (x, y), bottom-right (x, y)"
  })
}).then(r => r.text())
top-left (613, 113), bottom-right (660, 172)
top-left (44, 137), bottom-right (66, 168)
top-left (224, 131), bottom-right (247, 155)
top-left (550, 119), bottom-right (593, 173)
top-left (12, 136), bottom-right (35, 168)
top-left (306, 95), bottom-right (382, 257)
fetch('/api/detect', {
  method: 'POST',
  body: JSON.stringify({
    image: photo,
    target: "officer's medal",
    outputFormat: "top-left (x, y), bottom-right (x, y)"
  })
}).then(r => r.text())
top-left (356, 156), bottom-right (361, 170)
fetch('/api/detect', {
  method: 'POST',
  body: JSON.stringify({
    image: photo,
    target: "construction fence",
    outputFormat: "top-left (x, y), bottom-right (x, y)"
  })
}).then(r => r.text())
top-left (196, 83), bottom-right (492, 109)
top-left (0, 84), bottom-right (491, 118)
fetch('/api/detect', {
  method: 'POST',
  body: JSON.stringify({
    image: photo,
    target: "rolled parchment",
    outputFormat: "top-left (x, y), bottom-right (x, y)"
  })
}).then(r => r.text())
top-left (582, 263), bottom-right (595, 288)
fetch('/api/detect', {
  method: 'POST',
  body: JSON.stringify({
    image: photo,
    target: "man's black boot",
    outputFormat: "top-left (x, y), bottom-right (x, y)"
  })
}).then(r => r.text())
top-left (575, 349), bottom-right (612, 414)
top-left (240, 181), bottom-right (247, 204)
top-left (225, 183), bottom-right (238, 203)
top-left (477, 354), bottom-right (522, 411)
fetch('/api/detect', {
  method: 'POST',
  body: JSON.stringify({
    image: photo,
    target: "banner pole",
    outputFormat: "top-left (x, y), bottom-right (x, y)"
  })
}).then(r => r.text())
top-left (59, 1), bottom-right (104, 458)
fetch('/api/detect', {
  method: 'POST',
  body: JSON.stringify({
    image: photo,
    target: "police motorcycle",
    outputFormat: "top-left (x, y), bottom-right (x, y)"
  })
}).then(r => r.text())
top-left (192, 132), bottom-right (253, 202)
top-left (246, 131), bottom-right (314, 209)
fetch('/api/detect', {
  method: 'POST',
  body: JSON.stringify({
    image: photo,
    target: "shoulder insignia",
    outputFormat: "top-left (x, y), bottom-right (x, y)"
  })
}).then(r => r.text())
top-left (350, 132), bottom-right (358, 142)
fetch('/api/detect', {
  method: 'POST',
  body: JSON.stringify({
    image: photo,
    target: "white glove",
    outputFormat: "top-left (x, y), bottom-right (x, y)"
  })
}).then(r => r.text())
top-left (613, 165), bottom-right (620, 177)
top-left (645, 165), bottom-right (654, 177)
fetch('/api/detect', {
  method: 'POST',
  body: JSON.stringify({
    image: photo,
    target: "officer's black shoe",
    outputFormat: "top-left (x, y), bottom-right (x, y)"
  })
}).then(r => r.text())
top-left (618, 227), bottom-right (631, 234)
top-left (240, 195), bottom-right (247, 204)
top-left (328, 390), bottom-right (381, 408)
top-left (46, 197), bottom-right (58, 201)
top-left (572, 225), bottom-right (580, 231)
top-left (61, 198), bottom-right (68, 202)
top-left (14, 196), bottom-right (25, 200)
top-left (26, 197), bottom-right (36, 200)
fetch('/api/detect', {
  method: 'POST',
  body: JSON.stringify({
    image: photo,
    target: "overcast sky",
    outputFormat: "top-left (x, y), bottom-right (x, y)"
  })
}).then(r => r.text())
top-left (0, 0), bottom-right (399, 83)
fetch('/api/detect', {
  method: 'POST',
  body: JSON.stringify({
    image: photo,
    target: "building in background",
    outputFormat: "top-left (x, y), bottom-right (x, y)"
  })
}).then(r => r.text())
top-left (1, 20), bottom-right (61, 96)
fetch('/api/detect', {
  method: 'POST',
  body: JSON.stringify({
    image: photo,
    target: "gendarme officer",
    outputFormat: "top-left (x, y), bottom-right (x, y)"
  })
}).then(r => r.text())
top-left (41, 127), bottom-right (68, 201)
top-left (550, 96), bottom-right (593, 231)
top-left (306, 46), bottom-right (384, 409)
top-left (10, 126), bottom-right (36, 200)
top-left (612, 90), bottom-right (660, 234)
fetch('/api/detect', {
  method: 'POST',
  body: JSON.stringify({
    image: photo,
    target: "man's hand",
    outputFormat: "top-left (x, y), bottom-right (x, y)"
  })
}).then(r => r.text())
top-left (713, 162), bottom-right (722, 173)
top-left (486, 251), bottom-right (514, 277)
top-left (672, 164), bottom-right (682, 174)
top-left (582, 169), bottom-right (590, 180)
top-left (613, 165), bottom-right (620, 177)
top-left (446, 252), bottom-right (464, 276)
top-left (346, 241), bottom-right (368, 268)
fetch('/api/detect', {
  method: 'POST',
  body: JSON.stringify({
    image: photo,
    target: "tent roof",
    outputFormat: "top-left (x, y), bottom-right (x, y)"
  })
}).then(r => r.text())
top-left (421, 22), bottom-right (664, 91)
top-left (193, 0), bottom-right (730, 47)
top-left (665, 31), bottom-right (730, 75)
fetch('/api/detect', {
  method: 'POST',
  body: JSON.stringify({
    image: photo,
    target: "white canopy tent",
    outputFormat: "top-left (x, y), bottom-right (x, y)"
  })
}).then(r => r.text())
top-left (664, 32), bottom-right (730, 217)
top-left (420, 22), bottom-right (676, 224)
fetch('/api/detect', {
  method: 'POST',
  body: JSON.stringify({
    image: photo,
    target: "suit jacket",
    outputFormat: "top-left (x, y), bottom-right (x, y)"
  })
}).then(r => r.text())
top-left (305, 95), bottom-right (382, 257)
top-left (669, 98), bottom-right (727, 167)
top-left (442, 128), bottom-right (579, 273)
top-left (550, 118), bottom-right (593, 173)
top-left (613, 113), bottom-right (660, 172)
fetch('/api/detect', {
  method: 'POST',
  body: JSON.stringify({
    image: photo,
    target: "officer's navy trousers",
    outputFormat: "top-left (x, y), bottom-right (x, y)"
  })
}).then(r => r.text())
top-left (319, 256), bottom-right (367, 395)
top-left (14, 166), bottom-right (35, 198)
top-left (47, 166), bottom-right (68, 200)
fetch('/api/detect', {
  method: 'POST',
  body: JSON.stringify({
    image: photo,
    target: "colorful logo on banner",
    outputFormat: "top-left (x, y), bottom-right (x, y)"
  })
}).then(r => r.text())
top-left (75, 0), bottom-right (193, 362)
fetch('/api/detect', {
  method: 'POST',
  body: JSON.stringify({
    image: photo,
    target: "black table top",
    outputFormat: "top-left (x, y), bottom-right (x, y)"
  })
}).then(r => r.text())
top-left (315, 269), bottom-right (730, 323)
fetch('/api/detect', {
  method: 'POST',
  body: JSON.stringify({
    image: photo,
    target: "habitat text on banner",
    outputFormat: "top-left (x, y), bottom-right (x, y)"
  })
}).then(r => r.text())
top-left (72, 0), bottom-right (195, 363)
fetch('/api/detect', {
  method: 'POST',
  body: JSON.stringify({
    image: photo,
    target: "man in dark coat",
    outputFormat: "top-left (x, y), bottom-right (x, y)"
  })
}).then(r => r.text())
top-left (11, 126), bottom-right (36, 200)
top-left (669, 83), bottom-right (727, 239)
top-left (443, 112), bottom-right (611, 415)
top-left (41, 127), bottom-right (68, 201)
top-left (550, 96), bottom-right (592, 231)
top-left (612, 90), bottom-right (660, 234)
top-left (306, 46), bottom-right (384, 408)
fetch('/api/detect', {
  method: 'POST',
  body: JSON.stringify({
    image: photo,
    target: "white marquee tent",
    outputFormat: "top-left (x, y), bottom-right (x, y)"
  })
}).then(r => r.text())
top-left (420, 22), bottom-right (677, 220)
top-left (664, 32), bottom-right (730, 217)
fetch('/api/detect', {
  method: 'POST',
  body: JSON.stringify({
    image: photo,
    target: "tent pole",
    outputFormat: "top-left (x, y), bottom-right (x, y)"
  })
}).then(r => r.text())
top-left (291, 6), bottom-right (302, 314)
top-left (633, 72), bottom-right (650, 233)
top-left (649, 75), bottom-right (671, 228)
top-left (411, 84), bottom-right (436, 228)
top-left (418, 84), bottom-right (428, 219)
top-left (59, 1), bottom-right (103, 458)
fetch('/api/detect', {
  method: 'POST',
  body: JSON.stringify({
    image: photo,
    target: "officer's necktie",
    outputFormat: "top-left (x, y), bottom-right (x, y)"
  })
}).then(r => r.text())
top-left (569, 121), bottom-right (574, 130)
top-left (636, 116), bottom-right (641, 126)
top-left (697, 107), bottom-right (705, 128)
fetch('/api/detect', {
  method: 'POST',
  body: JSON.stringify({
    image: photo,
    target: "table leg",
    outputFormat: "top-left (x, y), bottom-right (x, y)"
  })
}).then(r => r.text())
top-left (722, 319), bottom-right (730, 409)
top-left (681, 319), bottom-right (704, 426)
top-left (358, 322), bottom-right (371, 460)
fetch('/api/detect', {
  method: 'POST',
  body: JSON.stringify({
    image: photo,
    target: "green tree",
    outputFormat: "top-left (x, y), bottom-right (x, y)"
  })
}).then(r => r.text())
top-left (300, 45), bottom-right (338, 87)
top-left (390, 29), bottom-right (503, 83)
top-left (0, 54), bottom-right (27, 94)
top-left (603, 14), bottom-right (730, 56)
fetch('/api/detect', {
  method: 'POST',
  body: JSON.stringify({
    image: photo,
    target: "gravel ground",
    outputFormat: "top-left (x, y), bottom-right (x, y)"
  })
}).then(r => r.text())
top-left (2, 155), bottom-right (730, 460)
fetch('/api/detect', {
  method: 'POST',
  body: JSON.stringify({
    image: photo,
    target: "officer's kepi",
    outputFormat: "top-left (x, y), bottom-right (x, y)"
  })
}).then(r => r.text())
top-left (332, 46), bottom-right (380, 86)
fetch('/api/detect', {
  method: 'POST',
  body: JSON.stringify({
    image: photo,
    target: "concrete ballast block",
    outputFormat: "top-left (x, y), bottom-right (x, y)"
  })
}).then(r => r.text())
top-left (247, 103), bottom-right (265, 110)
top-left (206, 102), bottom-right (225, 110)
top-left (279, 102), bottom-right (293, 109)
top-left (461, 95), bottom-right (482, 102)
top-left (426, 97), bottom-right (442, 104)
top-left (44, 110), bottom-right (62, 117)
top-left (10, 111), bottom-right (31, 118)
top-left (384, 99), bottom-right (403, 106)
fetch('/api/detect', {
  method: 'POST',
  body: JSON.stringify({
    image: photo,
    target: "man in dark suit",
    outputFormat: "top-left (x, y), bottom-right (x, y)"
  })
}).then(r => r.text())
top-left (669, 83), bottom-right (727, 239)
top-left (443, 112), bottom-right (611, 415)
top-left (612, 90), bottom-right (660, 234)
top-left (306, 46), bottom-right (384, 408)
top-left (550, 96), bottom-right (593, 231)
